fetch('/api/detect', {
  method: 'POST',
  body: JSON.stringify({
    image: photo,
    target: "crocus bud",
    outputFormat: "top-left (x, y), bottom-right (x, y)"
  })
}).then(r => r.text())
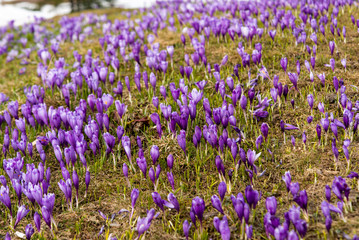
top-left (191, 197), bottom-right (205, 226)
top-left (25, 224), bottom-right (34, 240)
top-left (131, 188), bottom-right (139, 208)
top-left (123, 163), bottom-right (129, 178)
top-left (85, 171), bottom-right (90, 195)
top-left (167, 172), bottom-right (175, 190)
top-left (183, 220), bottom-right (192, 240)
top-left (150, 145), bottom-right (160, 165)
top-left (211, 195), bottom-right (224, 214)
top-left (167, 154), bottom-right (174, 170)
top-left (316, 124), bottom-right (322, 143)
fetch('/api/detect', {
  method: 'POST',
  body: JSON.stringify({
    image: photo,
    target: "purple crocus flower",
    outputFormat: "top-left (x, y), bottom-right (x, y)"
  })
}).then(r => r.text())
top-left (150, 145), bottom-right (159, 165)
top-left (167, 193), bottom-right (180, 212)
top-left (266, 197), bottom-right (277, 215)
top-left (177, 130), bottom-right (186, 156)
top-left (288, 72), bottom-right (298, 91)
top-left (167, 154), bottom-right (174, 170)
top-left (183, 220), bottom-right (192, 240)
top-left (191, 197), bottom-right (205, 227)
top-left (5, 233), bottom-right (10, 240)
top-left (103, 132), bottom-right (116, 154)
top-left (115, 100), bottom-right (127, 119)
top-left (34, 212), bottom-right (41, 232)
top-left (260, 123), bottom-right (269, 141)
top-left (131, 188), bottom-right (139, 210)
top-left (8, 101), bottom-right (19, 119)
top-left (218, 181), bottom-right (227, 201)
top-left (85, 171), bottom-right (90, 197)
top-left (122, 136), bottom-right (132, 165)
top-left (307, 94), bottom-right (314, 110)
top-left (137, 157), bottom-right (147, 178)
top-left (341, 58), bottom-right (347, 71)
top-left (280, 57), bottom-right (288, 72)
top-left (25, 224), bottom-right (34, 240)
top-left (167, 172), bottom-right (175, 190)
top-left (136, 209), bottom-right (158, 238)
top-left (213, 216), bottom-right (231, 240)
top-left (245, 185), bottom-right (261, 209)
top-left (316, 124), bottom-right (322, 143)
top-left (269, 30), bottom-right (276, 41)
top-left (150, 113), bottom-right (162, 138)
top-left (152, 192), bottom-right (165, 211)
top-left (246, 225), bottom-right (253, 239)
top-left (14, 205), bottom-right (30, 228)
top-left (211, 195), bottom-right (224, 214)
top-left (0, 186), bottom-right (12, 216)
top-left (291, 135), bottom-right (296, 147)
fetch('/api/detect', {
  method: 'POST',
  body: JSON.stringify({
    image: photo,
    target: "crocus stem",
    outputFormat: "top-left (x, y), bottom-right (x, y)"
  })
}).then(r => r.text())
top-left (112, 153), bottom-right (116, 171)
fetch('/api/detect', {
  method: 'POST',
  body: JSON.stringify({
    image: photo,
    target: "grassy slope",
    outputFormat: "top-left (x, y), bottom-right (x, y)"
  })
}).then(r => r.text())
top-left (0, 4), bottom-right (359, 240)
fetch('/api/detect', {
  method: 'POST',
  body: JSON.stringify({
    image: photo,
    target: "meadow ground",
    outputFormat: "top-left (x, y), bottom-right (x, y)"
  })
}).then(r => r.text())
top-left (0, 2), bottom-right (359, 240)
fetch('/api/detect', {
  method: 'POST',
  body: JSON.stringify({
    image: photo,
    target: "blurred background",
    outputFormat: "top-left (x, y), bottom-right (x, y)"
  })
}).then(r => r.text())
top-left (0, 0), bottom-right (157, 25)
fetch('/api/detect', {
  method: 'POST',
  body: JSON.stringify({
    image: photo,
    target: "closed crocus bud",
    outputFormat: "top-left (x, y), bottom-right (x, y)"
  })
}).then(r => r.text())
top-left (25, 224), bottom-right (34, 240)
top-left (256, 135), bottom-right (263, 149)
top-left (324, 185), bottom-right (332, 202)
top-left (307, 116), bottom-right (313, 124)
top-left (240, 95), bottom-right (247, 111)
top-left (300, 131), bottom-right (306, 146)
top-left (167, 154), bottom-right (174, 170)
top-left (260, 123), bottom-right (269, 141)
top-left (72, 169), bottom-right (79, 193)
top-left (149, 167), bottom-right (156, 185)
top-left (183, 220), bottom-right (192, 240)
top-left (229, 115), bottom-right (236, 126)
top-left (5, 232), bottom-right (11, 240)
top-left (296, 60), bottom-right (301, 76)
top-left (34, 211), bottom-right (41, 232)
top-left (218, 182), bottom-right (227, 201)
top-left (0, 176), bottom-right (7, 186)
top-left (15, 118), bottom-right (26, 133)
top-left (160, 85), bottom-right (167, 99)
top-left (85, 171), bottom-right (90, 196)
top-left (0, 185), bottom-right (12, 216)
top-left (294, 190), bottom-right (308, 212)
top-left (307, 94), bottom-right (314, 110)
top-left (152, 96), bottom-right (159, 109)
top-left (167, 172), bottom-right (175, 190)
top-left (192, 197), bottom-right (205, 226)
top-left (177, 130), bottom-right (186, 156)
top-left (150, 145), bottom-right (159, 165)
top-left (215, 216), bottom-right (230, 240)
top-left (246, 225), bottom-right (253, 239)
top-left (280, 57), bottom-right (288, 72)
top-left (245, 185), bottom-right (260, 209)
top-left (291, 135), bottom-right (295, 147)
top-left (109, 72), bottom-right (115, 85)
top-left (329, 41), bottom-right (335, 55)
top-left (8, 100), bottom-right (19, 119)
top-left (283, 85), bottom-right (288, 100)
top-left (316, 124), bottom-right (322, 143)
top-left (137, 157), bottom-right (147, 178)
top-left (123, 163), bottom-right (129, 178)
top-left (28, 142), bottom-right (33, 158)
top-left (266, 196), bottom-right (277, 215)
